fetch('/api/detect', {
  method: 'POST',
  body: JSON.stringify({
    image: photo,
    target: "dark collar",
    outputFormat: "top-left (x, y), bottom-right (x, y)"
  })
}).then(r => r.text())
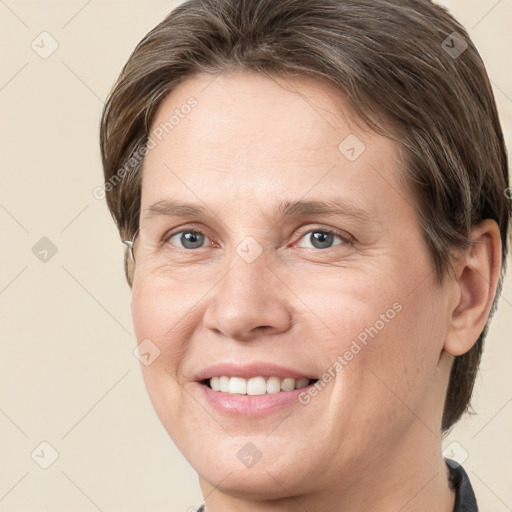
top-left (447, 460), bottom-right (479, 511)
top-left (195, 461), bottom-right (478, 512)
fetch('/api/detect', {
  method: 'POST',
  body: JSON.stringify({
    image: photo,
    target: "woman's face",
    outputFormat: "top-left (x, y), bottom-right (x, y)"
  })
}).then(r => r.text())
top-left (131, 71), bottom-right (454, 499)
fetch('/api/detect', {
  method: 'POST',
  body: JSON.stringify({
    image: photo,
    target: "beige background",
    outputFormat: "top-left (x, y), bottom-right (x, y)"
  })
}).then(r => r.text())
top-left (0, 1), bottom-right (511, 510)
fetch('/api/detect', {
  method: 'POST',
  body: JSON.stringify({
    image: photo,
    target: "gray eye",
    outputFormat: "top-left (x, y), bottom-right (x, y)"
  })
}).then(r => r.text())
top-left (296, 230), bottom-right (343, 249)
top-left (168, 230), bottom-right (209, 249)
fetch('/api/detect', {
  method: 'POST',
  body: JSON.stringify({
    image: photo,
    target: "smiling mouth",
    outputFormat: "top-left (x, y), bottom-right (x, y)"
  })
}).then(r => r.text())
top-left (201, 376), bottom-right (319, 395)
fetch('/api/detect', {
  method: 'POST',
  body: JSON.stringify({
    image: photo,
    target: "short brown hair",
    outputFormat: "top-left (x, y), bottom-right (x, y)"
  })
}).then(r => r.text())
top-left (100, 0), bottom-right (511, 432)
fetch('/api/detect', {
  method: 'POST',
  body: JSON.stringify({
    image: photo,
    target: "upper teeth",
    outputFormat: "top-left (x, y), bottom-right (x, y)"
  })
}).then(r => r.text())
top-left (209, 376), bottom-right (311, 395)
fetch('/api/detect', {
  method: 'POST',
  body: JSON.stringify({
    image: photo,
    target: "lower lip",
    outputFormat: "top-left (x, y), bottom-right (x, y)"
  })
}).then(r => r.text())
top-left (196, 381), bottom-right (316, 416)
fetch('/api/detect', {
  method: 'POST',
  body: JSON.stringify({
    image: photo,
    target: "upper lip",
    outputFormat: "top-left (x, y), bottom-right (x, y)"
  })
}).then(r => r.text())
top-left (194, 362), bottom-right (316, 382)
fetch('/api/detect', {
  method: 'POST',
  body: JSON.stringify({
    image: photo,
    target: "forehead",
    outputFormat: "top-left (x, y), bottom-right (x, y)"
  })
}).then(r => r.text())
top-left (141, 71), bottom-right (408, 223)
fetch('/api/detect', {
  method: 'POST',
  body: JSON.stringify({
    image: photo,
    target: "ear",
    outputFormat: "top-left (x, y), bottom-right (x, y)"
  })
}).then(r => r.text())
top-left (444, 219), bottom-right (502, 357)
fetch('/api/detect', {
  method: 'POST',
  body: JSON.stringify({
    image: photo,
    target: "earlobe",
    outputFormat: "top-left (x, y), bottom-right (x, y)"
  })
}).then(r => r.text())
top-left (444, 219), bottom-right (502, 357)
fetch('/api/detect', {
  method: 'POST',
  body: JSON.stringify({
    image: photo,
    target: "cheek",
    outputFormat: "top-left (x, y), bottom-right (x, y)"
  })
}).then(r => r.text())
top-left (343, 285), bottom-right (447, 425)
top-left (131, 274), bottom-right (196, 348)
top-left (130, 279), bottom-right (192, 437)
top-left (313, 270), bottom-right (447, 427)
top-left (131, 279), bottom-right (166, 339)
top-left (130, 278), bottom-right (191, 391)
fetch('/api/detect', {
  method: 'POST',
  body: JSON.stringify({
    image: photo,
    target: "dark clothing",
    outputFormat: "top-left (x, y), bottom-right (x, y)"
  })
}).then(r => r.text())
top-left (195, 460), bottom-right (477, 511)
top-left (447, 460), bottom-right (479, 511)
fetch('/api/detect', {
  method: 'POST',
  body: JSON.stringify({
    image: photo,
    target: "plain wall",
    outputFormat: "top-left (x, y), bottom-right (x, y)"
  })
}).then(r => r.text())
top-left (0, 1), bottom-right (511, 510)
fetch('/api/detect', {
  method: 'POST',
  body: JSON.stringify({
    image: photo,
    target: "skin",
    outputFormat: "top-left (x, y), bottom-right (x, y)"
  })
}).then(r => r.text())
top-left (129, 70), bottom-right (502, 511)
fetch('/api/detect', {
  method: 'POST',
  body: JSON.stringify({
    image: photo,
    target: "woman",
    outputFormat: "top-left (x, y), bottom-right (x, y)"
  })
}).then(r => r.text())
top-left (99, 1), bottom-right (510, 510)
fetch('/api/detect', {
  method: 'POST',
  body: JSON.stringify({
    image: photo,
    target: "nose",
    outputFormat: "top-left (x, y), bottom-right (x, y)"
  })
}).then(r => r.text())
top-left (202, 253), bottom-right (293, 342)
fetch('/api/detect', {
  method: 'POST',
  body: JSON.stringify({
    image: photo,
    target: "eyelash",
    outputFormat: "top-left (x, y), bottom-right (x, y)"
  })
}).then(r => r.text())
top-left (162, 225), bottom-right (353, 251)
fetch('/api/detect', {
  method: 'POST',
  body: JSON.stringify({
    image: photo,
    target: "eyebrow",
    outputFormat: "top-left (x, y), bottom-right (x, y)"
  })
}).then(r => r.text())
top-left (143, 197), bottom-right (374, 223)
